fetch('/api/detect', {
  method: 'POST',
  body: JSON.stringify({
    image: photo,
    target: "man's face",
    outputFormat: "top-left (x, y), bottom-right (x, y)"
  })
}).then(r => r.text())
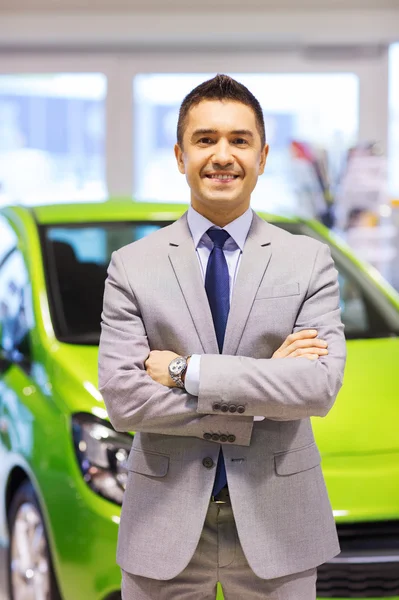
top-left (174, 100), bottom-right (269, 219)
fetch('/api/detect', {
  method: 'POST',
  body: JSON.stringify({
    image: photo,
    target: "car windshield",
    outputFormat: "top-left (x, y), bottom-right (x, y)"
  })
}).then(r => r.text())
top-left (277, 221), bottom-right (399, 340)
top-left (41, 222), bottom-right (170, 345)
top-left (41, 220), bottom-right (399, 345)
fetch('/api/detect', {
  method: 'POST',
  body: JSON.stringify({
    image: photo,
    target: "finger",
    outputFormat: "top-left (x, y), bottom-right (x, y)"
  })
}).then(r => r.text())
top-left (278, 329), bottom-right (318, 351)
top-left (272, 330), bottom-right (323, 359)
top-left (294, 347), bottom-right (328, 356)
top-left (296, 338), bottom-right (327, 348)
top-left (303, 354), bottom-right (319, 361)
top-left (291, 347), bottom-right (328, 358)
top-left (285, 338), bottom-right (328, 354)
top-left (275, 337), bottom-right (326, 359)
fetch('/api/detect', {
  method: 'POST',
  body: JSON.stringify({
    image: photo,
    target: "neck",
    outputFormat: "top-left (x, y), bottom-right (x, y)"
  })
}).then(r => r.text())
top-left (191, 202), bottom-right (249, 228)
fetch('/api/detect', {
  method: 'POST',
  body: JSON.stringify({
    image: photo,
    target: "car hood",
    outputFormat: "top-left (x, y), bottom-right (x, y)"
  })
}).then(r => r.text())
top-left (312, 337), bottom-right (399, 456)
top-left (52, 338), bottom-right (399, 456)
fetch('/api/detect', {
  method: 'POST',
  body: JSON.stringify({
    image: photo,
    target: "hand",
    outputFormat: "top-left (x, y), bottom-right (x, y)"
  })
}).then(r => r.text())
top-left (272, 329), bottom-right (328, 361)
top-left (145, 350), bottom-right (180, 387)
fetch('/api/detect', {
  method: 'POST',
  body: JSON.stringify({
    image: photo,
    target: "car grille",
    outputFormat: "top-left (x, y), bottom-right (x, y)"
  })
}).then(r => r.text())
top-left (317, 521), bottom-right (399, 598)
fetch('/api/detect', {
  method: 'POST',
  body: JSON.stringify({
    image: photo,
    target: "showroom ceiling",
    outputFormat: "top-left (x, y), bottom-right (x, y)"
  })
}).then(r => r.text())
top-left (0, 0), bottom-right (398, 11)
top-left (0, 0), bottom-right (397, 49)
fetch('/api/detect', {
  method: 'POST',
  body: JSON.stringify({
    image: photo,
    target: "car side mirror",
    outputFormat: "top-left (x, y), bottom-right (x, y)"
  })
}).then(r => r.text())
top-left (14, 333), bottom-right (31, 359)
top-left (13, 335), bottom-right (33, 373)
top-left (0, 331), bottom-right (32, 374)
top-left (0, 350), bottom-right (12, 374)
top-left (0, 323), bottom-right (10, 373)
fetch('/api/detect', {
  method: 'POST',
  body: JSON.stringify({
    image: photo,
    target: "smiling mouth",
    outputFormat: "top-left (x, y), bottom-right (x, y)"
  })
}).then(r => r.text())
top-left (205, 174), bottom-right (239, 182)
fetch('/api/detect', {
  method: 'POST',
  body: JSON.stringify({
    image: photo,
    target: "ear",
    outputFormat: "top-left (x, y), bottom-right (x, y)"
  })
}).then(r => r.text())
top-left (174, 143), bottom-right (186, 174)
top-left (258, 143), bottom-right (269, 175)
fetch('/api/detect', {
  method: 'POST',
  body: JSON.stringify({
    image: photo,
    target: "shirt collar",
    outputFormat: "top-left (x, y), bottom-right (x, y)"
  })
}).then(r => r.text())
top-left (187, 205), bottom-right (253, 252)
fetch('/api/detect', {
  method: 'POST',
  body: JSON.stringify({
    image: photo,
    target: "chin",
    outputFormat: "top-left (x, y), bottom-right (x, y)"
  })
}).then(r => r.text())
top-left (203, 196), bottom-right (240, 208)
top-left (202, 188), bottom-right (240, 201)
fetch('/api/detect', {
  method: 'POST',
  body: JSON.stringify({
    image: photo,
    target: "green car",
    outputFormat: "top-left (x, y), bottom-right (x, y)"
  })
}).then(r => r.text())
top-left (0, 200), bottom-right (399, 600)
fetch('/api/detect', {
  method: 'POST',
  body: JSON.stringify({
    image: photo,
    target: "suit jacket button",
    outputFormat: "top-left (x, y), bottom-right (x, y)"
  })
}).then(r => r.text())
top-left (211, 433), bottom-right (220, 441)
top-left (221, 404), bottom-right (229, 413)
top-left (203, 433), bottom-right (212, 440)
top-left (202, 457), bottom-right (214, 469)
top-left (212, 402), bottom-right (221, 411)
top-left (229, 405), bottom-right (237, 413)
top-left (219, 434), bottom-right (228, 443)
top-left (227, 435), bottom-right (236, 443)
top-left (237, 406), bottom-right (245, 414)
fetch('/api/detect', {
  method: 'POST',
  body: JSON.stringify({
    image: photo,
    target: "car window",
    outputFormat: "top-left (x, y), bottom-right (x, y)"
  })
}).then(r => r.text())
top-left (337, 271), bottom-right (370, 336)
top-left (41, 222), bottom-right (168, 344)
top-left (275, 221), bottom-right (399, 339)
top-left (41, 218), bottom-right (399, 345)
top-left (0, 249), bottom-right (32, 358)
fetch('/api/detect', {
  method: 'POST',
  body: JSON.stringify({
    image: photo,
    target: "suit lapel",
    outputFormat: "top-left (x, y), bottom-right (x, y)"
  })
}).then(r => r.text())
top-left (223, 213), bottom-right (272, 356)
top-left (168, 215), bottom-right (219, 354)
top-left (167, 212), bottom-right (273, 357)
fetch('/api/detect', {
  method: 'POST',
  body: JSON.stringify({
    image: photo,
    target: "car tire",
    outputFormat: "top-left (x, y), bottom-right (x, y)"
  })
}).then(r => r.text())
top-left (7, 480), bottom-right (62, 600)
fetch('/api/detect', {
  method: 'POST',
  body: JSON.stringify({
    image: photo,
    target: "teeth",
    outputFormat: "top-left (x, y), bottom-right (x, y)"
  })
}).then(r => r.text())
top-left (209, 174), bottom-right (236, 179)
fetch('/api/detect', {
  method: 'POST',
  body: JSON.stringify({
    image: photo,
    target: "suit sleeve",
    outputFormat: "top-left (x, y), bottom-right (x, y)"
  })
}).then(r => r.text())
top-left (98, 251), bottom-right (254, 445)
top-left (197, 243), bottom-right (346, 420)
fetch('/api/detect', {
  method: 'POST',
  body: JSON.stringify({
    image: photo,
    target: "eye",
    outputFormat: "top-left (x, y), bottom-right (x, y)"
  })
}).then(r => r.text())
top-left (198, 137), bottom-right (214, 145)
top-left (233, 138), bottom-right (248, 145)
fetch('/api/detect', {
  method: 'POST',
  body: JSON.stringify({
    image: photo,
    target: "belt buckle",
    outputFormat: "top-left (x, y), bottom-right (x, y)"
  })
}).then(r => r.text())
top-left (211, 494), bottom-right (227, 504)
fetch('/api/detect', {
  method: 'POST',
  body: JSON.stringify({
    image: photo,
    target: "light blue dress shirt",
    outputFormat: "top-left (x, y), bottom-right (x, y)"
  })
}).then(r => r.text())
top-left (184, 205), bottom-right (253, 397)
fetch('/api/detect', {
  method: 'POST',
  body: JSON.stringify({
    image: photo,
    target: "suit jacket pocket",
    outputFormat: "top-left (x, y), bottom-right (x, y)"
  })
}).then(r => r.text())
top-left (127, 448), bottom-right (169, 477)
top-left (255, 282), bottom-right (300, 299)
top-left (274, 442), bottom-right (321, 476)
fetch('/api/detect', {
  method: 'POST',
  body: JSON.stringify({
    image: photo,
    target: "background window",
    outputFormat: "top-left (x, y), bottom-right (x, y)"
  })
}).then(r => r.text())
top-left (389, 44), bottom-right (399, 199)
top-left (133, 73), bottom-right (359, 217)
top-left (0, 73), bottom-right (107, 206)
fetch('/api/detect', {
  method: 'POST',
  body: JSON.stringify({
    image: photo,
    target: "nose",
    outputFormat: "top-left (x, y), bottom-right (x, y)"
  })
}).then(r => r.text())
top-left (212, 139), bottom-right (234, 167)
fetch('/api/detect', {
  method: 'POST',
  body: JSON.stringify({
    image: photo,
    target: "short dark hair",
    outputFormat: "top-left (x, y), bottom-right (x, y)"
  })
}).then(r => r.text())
top-left (176, 74), bottom-right (266, 148)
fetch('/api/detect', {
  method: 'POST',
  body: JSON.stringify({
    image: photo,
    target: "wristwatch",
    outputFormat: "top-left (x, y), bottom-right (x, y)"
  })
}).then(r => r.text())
top-left (168, 355), bottom-right (191, 389)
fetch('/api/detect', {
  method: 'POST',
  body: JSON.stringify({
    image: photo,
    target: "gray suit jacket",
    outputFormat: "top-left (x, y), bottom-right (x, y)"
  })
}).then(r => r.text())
top-left (98, 211), bottom-right (346, 581)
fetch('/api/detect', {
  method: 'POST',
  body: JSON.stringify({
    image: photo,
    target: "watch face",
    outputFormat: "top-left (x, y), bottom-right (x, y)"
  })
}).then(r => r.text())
top-left (170, 358), bottom-right (185, 375)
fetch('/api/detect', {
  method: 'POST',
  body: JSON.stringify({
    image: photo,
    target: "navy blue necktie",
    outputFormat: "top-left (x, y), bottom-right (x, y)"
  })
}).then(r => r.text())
top-left (205, 228), bottom-right (230, 497)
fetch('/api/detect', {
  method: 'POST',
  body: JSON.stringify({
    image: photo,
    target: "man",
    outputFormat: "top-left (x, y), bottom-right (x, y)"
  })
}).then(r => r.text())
top-left (99, 74), bottom-right (346, 600)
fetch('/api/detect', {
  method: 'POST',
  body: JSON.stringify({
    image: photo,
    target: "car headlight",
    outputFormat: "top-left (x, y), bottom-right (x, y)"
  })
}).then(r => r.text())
top-left (72, 412), bottom-right (133, 505)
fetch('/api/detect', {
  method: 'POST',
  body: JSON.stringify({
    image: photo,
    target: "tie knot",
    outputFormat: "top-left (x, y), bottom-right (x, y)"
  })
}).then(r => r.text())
top-left (207, 228), bottom-right (230, 249)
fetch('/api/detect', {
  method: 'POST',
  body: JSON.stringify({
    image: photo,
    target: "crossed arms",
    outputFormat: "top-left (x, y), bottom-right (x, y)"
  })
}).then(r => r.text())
top-left (98, 244), bottom-right (346, 446)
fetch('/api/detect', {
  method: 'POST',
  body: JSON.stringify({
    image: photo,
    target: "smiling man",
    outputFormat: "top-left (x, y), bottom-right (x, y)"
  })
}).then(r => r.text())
top-left (99, 74), bottom-right (346, 600)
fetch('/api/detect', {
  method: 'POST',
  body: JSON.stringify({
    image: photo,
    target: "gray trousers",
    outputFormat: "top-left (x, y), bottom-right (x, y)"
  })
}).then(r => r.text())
top-left (121, 493), bottom-right (317, 600)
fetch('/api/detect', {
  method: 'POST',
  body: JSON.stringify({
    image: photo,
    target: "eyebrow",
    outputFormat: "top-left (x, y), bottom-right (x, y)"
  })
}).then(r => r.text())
top-left (191, 128), bottom-right (254, 138)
